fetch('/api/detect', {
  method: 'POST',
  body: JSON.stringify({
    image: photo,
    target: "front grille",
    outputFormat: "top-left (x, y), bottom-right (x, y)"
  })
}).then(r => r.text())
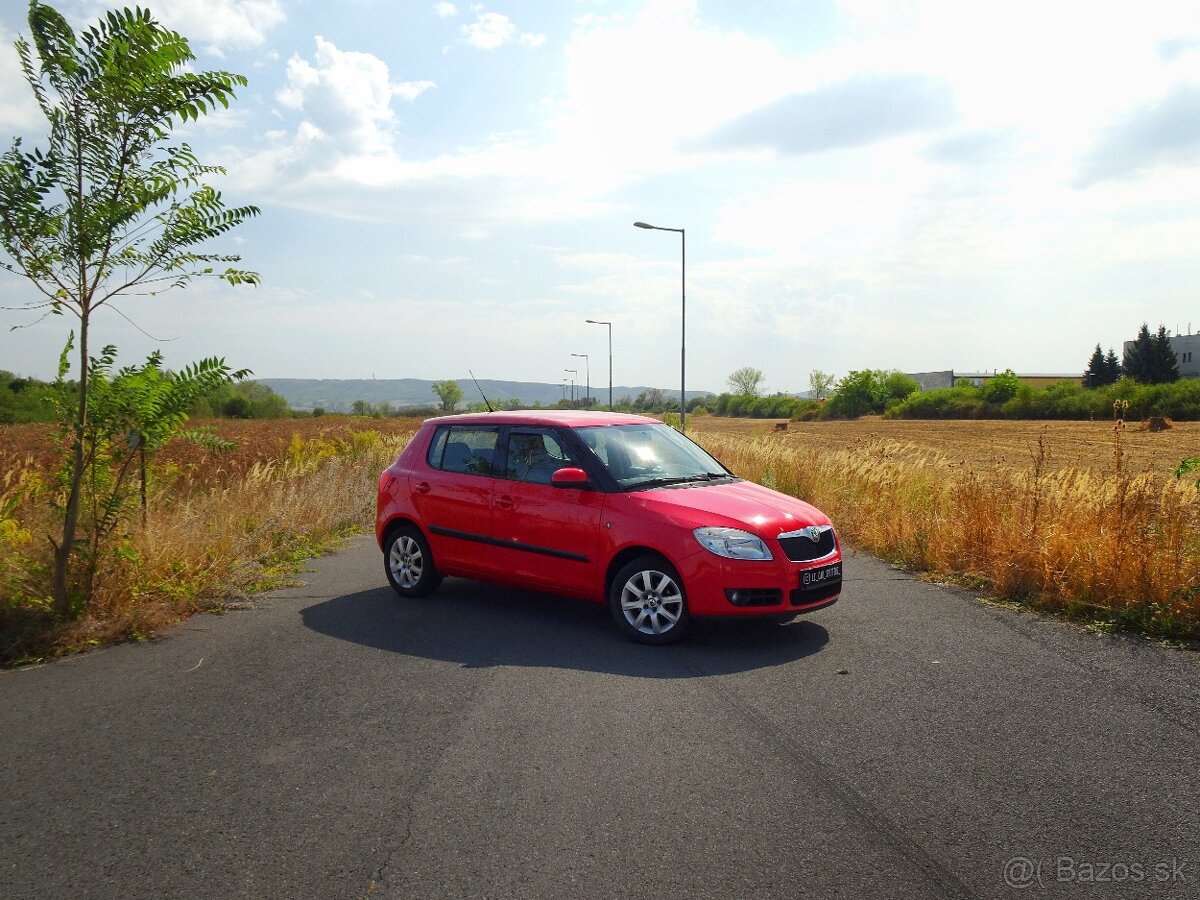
top-left (725, 588), bottom-right (783, 607)
top-left (790, 581), bottom-right (842, 606)
top-left (777, 526), bottom-right (837, 562)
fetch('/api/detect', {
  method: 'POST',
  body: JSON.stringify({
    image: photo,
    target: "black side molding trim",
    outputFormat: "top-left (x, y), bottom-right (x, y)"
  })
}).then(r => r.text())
top-left (429, 525), bottom-right (590, 563)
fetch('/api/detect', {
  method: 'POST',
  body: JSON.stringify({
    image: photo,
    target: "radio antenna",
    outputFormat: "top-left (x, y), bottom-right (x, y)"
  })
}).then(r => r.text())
top-left (468, 370), bottom-right (494, 412)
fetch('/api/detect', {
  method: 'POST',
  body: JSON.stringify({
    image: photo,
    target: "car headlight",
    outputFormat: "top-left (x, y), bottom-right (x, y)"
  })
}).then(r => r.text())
top-left (693, 527), bottom-right (773, 561)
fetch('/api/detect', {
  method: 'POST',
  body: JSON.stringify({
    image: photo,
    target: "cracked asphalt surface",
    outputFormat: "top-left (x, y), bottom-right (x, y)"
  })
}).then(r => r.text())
top-left (1, 536), bottom-right (1197, 899)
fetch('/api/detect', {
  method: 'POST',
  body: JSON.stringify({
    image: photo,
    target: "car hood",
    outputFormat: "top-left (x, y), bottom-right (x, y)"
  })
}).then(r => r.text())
top-left (626, 479), bottom-right (832, 537)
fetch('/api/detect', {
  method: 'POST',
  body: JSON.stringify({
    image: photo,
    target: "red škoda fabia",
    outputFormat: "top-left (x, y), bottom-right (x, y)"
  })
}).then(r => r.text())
top-left (375, 411), bottom-right (842, 644)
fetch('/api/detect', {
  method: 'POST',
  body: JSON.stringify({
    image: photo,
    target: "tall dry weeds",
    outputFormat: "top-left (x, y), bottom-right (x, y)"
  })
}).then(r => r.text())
top-left (694, 428), bottom-right (1200, 638)
top-left (1, 428), bottom-right (414, 663)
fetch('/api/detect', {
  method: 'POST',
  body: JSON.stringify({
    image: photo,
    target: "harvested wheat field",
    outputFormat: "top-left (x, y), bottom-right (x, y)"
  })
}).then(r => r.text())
top-left (691, 415), bottom-right (1198, 479)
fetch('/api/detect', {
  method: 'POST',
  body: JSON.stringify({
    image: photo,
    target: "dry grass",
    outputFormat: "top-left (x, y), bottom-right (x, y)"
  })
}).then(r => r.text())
top-left (693, 419), bottom-right (1200, 639)
top-left (0, 417), bottom-right (419, 663)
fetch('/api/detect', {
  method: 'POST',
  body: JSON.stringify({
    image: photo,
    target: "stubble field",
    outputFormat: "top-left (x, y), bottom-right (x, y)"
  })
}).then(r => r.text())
top-left (692, 415), bottom-right (1197, 480)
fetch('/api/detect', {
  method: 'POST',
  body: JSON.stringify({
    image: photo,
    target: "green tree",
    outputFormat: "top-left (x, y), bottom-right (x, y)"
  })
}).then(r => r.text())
top-left (1103, 348), bottom-right (1122, 384)
top-left (631, 388), bottom-right (669, 412)
top-left (826, 369), bottom-right (917, 418)
top-left (1124, 323), bottom-right (1179, 384)
top-left (1085, 344), bottom-right (1106, 387)
top-left (0, 369), bottom-right (58, 423)
top-left (1123, 324), bottom-right (1153, 381)
top-left (1150, 325), bottom-right (1180, 384)
top-left (193, 380), bottom-right (289, 418)
top-left (879, 371), bottom-right (920, 406)
top-left (0, 3), bottom-right (259, 616)
top-left (809, 369), bottom-right (835, 401)
top-left (1085, 345), bottom-right (1121, 387)
top-left (61, 341), bottom-right (246, 600)
top-left (727, 366), bottom-right (764, 396)
top-left (431, 379), bottom-right (463, 412)
top-left (826, 370), bottom-right (881, 418)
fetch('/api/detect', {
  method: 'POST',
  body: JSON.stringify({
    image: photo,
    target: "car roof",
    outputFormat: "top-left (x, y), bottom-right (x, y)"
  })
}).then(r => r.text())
top-left (422, 410), bottom-right (664, 429)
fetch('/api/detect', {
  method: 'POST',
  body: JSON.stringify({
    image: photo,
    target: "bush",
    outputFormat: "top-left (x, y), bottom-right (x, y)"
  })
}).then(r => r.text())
top-left (193, 381), bottom-right (290, 419)
top-left (980, 369), bottom-right (1021, 404)
top-left (0, 371), bottom-right (60, 424)
top-left (790, 401), bottom-right (823, 422)
top-left (826, 370), bottom-right (918, 419)
top-left (889, 386), bottom-right (989, 419)
top-left (888, 375), bottom-right (1200, 421)
top-left (826, 371), bottom-right (880, 418)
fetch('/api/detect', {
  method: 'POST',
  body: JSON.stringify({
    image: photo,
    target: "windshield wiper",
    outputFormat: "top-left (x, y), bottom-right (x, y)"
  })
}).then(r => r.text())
top-left (630, 472), bottom-right (731, 489)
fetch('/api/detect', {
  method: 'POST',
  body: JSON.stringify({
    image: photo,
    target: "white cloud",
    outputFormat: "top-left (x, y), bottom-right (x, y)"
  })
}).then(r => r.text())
top-left (434, 2), bottom-right (458, 18)
top-left (462, 11), bottom-right (516, 49)
top-left (460, 9), bottom-right (544, 49)
top-left (145, 0), bottom-right (285, 50)
top-left (274, 37), bottom-right (433, 157)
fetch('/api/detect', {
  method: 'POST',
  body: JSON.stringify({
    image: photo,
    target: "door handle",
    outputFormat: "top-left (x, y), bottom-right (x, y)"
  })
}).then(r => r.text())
top-left (495, 495), bottom-right (514, 509)
top-left (414, 481), bottom-right (431, 494)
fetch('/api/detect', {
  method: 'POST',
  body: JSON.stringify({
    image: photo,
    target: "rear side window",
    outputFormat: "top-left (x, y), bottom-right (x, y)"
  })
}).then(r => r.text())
top-left (427, 426), bottom-right (500, 475)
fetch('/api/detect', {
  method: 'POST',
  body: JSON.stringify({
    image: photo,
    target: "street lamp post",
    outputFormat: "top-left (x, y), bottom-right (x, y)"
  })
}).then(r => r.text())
top-left (633, 221), bottom-right (686, 430)
top-left (564, 369), bottom-right (577, 405)
top-left (571, 353), bottom-right (590, 408)
top-left (585, 319), bottom-right (613, 410)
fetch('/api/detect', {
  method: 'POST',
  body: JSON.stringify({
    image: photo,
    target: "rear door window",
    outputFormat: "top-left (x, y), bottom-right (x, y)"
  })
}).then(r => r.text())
top-left (427, 426), bottom-right (500, 476)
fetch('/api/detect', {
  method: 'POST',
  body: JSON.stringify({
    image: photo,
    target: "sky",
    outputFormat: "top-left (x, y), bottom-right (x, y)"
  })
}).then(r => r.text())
top-left (3, 0), bottom-right (1200, 396)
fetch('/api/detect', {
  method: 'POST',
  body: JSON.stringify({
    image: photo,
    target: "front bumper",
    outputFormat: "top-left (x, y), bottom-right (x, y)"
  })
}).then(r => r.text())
top-left (674, 551), bottom-right (843, 618)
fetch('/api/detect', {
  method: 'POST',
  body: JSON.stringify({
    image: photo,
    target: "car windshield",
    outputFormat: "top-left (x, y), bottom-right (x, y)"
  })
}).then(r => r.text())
top-left (575, 423), bottom-right (732, 490)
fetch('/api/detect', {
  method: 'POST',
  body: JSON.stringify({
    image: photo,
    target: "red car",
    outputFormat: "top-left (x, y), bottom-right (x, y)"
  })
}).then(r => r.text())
top-left (375, 410), bottom-right (842, 643)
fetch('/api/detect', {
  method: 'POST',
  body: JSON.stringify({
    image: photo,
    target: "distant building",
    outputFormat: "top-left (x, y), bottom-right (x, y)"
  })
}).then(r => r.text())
top-left (908, 370), bottom-right (955, 391)
top-left (1122, 332), bottom-right (1200, 379)
top-left (905, 370), bottom-right (1078, 390)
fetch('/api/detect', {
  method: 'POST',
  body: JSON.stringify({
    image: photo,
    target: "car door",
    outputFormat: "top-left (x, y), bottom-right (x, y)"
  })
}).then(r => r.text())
top-left (490, 427), bottom-right (606, 596)
top-left (411, 424), bottom-right (501, 577)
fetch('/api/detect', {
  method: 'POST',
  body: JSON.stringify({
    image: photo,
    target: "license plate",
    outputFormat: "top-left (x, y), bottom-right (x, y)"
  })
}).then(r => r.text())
top-left (800, 562), bottom-right (842, 590)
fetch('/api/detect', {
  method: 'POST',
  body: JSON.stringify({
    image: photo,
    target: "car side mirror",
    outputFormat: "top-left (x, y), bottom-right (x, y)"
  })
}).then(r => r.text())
top-left (550, 467), bottom-right (590, 488)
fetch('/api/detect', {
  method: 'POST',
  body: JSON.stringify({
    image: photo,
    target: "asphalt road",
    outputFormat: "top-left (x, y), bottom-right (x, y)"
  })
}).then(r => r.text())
top-left (1, 536), bottom-right (1197, 900)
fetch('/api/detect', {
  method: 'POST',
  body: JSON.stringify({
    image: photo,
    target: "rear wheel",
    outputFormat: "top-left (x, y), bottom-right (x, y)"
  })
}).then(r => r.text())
top-left (609, 555), bottom-right (690, 644)
top-left (384, 524), bottom-right (442, 597)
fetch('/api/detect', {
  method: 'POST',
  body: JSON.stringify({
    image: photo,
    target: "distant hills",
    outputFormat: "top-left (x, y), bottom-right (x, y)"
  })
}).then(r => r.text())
top-left (257, 378), bottom-right (716, 412)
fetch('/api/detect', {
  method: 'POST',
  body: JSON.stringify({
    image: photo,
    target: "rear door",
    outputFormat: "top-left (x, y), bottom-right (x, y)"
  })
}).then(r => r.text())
top-left (411, 425), bottom-right (501, 577)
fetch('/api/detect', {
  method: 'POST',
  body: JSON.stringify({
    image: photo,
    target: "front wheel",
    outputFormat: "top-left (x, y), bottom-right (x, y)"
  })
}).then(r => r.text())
top-left (384, 525), bottom-right (442, 597)
top-left (609, 555), bottom-right (690, 644)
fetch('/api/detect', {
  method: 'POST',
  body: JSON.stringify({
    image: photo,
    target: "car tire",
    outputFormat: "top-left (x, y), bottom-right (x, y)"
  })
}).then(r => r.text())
top-left (384, 524), bottom-right (442, 597)
top-left (609, 555), bottom-right (690, 644)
